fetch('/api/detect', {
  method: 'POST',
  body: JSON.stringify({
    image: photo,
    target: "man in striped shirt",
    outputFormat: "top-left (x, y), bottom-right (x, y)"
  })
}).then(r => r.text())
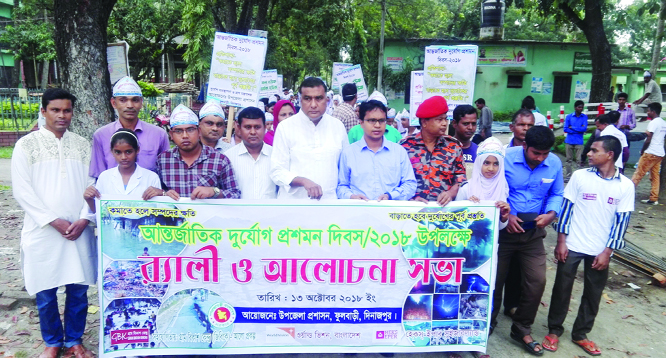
top-left (542, 135), bottom-right (634, 356)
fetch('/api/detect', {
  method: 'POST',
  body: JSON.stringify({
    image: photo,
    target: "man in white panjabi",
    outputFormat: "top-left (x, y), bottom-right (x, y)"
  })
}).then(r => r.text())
top-left (11, 88), bottom-right (96, 358)
top-left (270, 77), bottom-right (348, 200)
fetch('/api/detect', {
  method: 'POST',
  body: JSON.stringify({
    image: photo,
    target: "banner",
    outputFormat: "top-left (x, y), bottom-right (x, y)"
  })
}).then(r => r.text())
top-left (259, 70), bottom-right (279, 99)
top-left (207, 32), bottom-right (267, 108)
top-left (332, 62), bottom-right (354, 92)
top-left (573, 52), bottom-right (592, 72)
top-left (334, 64), bottom-right (369, 101)
top-left (410, 71), bottom-right (424, 127)
top-left (97, 197), bottom-right (498, 357)
top-left (423, 45), bottom-right (479, 118)
top-left (477, 46), bottom-right (527, 67)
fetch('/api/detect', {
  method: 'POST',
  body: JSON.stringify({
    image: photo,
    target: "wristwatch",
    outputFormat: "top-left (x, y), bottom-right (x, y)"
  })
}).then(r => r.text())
top-left (212, 187), bottom-right (220, 198)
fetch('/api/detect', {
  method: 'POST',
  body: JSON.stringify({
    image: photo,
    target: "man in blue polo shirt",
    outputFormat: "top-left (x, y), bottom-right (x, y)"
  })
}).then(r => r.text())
top-left (491, 126), bottom-right (564, 355)
top-left (563, 100), bottom-right (588, 180)
top-left (451, 104), bottom-right (478, 179)
top-left (337, 100), bottom-right (416, 200)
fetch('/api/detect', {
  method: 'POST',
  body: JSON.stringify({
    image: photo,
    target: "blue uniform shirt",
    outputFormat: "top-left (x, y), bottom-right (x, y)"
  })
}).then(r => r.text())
top-left (337, 137), bottom-right (417, 200)
top-left (504, 146), bottom-right (564, 216)
top-left (563, 112), bottom-right (588, 145)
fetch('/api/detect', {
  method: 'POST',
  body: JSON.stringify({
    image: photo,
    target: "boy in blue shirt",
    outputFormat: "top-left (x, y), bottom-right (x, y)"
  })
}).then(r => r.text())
top-left (563, 100), bottom-right (588, 180)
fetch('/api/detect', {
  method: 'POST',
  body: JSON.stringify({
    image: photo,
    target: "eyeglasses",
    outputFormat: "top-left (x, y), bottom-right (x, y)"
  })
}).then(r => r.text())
top-left (363, 119), bottom-right (387, 125)
top-left (171, 127), bottom-right (198, 135)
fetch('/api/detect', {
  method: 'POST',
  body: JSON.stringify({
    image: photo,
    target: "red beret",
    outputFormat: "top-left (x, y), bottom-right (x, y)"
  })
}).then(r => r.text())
top-left (416, 96), bottom-right (449, 119)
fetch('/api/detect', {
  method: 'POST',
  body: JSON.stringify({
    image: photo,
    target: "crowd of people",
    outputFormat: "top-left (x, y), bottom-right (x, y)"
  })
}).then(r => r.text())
top-left (10, 70), bottom-right (664, 358)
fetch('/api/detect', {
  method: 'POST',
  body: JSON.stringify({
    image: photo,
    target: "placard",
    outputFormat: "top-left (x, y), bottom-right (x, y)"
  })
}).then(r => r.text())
top-left (423, 45), bottom-right (479, 118)
top-left (260, 70), bottom-right (279, 99)
top-left (332, 62), bottom-right (354, 92)
top-left (334, 65), bottom-right (369, 102)
top-left (96, 197), bottom-right (499, 357)
top-left (248, 29), bottom-right (268, 39)
top-left (277, 75), bottom-right (284, 94)
top-left (410, 71), bottom-right (424, 127)
top-left (207, 32), bottom-right (268, 108)
top-left (107, 42), bottom-right (130, 85)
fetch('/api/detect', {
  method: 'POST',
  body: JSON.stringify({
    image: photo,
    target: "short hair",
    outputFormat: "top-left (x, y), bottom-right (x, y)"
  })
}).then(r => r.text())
top-left (595, 114), bottom-right (613, 125)
top-left (299, 77), bottom-right (327, 93)
top-left (616, 92), bottom-right (628, 100)
top-left (258, 98), bottom-right (269, 106)
top-left (608, 110), bottom-right (620, 124)
top-left (521, 96), bottom-right (536, 110)
top-left (110, 128), bottom-right (139, 151)
top-left (359, 100), bottom-right (387, 120)
top-left (267, 101), bottom-right (277, 109)
top-left (237, 107), bottom-right (265, 125)
top-left (512, 108), bottom-right (535, 124)
top-left (594, 135), bottom-right (622, 162)
top-left (452, 104), bottom-right (477, 123)
top-left (475, 98), bottom-right (485, 105)
top-left (525, 125), bottom-right (555, 150)
top-left (648, 102), bottom-right (662, 114)
top-left (42, 88), bottom-right (77, 108)
top-left (574, 100), bottom-right (584, 107)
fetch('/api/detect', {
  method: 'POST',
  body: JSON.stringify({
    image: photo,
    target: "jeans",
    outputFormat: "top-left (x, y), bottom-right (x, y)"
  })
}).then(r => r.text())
top-left (35, 284), bottom-right (89, 348)
top-left (631, 153), bottom-right (663, 202)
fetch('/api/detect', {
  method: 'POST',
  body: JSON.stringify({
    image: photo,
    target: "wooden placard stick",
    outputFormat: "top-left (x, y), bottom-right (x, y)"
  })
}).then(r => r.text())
top-left (226, 106), bottom-right (235, 140)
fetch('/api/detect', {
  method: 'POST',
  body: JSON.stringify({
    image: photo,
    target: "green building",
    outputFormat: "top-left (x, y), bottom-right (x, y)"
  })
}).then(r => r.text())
top-left (382, 39), bottom-right (664, 118)
top-left (0, 0), bottom-right (14, 87)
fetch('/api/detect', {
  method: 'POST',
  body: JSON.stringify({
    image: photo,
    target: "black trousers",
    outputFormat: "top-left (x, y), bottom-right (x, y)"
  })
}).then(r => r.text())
top-left (547, 250), bottom-right (609, 341)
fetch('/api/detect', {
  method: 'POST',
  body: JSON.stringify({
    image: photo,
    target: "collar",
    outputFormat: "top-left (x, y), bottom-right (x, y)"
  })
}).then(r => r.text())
top-left (235, 141), bottom-right (270, 156)
top-left (172, 143), bottom-right (209, 166)
top-left (412, 131), bottom-right (460, 147)
top-left (512, 148), bottom-right (551, 168)
top-left (114, 119), bottom-right (144, 132)
top-left (113, 164), bottom-right (144, 178)
top-left (359, 136), bottom-right (389, 152)
top-left (39, 126), bottom-right (69, 140)
top-left (588, 166), bottom-right (621, 180)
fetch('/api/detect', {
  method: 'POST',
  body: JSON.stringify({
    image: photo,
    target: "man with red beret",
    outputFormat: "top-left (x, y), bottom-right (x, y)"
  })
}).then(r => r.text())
top-left (401, 96), bottom-right (466, 205)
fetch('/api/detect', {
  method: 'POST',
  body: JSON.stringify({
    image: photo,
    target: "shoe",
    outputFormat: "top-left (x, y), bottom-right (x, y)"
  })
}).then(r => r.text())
top-left (62, 344), bottom-right (96, 358)
top-left (38, 347), bottom-right (61, 358)
top-left (641, 199), bottom-right (659, 205)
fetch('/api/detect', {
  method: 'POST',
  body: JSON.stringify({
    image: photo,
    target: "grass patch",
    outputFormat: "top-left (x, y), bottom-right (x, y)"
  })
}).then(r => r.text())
top-left (0, 185), bottom-right (10, 191)
top-left (0, 146), bottom-right (13, 158)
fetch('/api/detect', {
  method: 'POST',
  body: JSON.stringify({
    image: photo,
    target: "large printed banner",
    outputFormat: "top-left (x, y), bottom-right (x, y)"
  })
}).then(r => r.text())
top-left (477, 46), bottom-right (527, 67)
top-left (334, 65), bottom-right (369, 102)
top-left (259, 70), bottom-right (279, 99)
top-left (97, 198), bottom-right (498, 357)
top-left (409, 71), bottom-right (424, 127)
top-left (423, 45), bottom-right (478, 118)
top-left (207, 32), bottom-right (267, 107)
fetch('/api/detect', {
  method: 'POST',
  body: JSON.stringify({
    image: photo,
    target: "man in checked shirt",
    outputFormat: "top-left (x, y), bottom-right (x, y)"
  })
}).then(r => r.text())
top-left (153, 104), bottom-right (241, 200)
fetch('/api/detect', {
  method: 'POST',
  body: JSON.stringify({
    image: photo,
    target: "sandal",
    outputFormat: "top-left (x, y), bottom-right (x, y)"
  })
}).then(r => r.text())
top-left (573, 339), bottom-right (601, 356)
top-left (510, 331), bottom-right (544, 356)
top-left (542, 334), bottom-right (559, 352)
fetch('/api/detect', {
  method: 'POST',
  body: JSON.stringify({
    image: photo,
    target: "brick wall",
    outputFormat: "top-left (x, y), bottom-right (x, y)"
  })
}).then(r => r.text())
top-left (0, 125), bottom-right (38, 147)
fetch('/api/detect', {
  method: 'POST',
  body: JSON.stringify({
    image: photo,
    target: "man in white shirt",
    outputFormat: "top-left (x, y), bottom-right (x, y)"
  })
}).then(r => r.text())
top-left (11, 89), bottom-right (96, 358)
top-left (631, 102), bottom-right (666, 204)
top-left (224, 107), bottom-right (277, 199)
top-left (594, 114), bottom-right (627, 170)
top-left (199, 99), bottom-right (232, 152)
top-left (633, 71), bottom-right (663, 105)
top-left (522, 96), bottom-right (548, 127)
top-left (270, 77), bottom-right (348, 200)
top-left (542, 135), bottom-right (634, 356)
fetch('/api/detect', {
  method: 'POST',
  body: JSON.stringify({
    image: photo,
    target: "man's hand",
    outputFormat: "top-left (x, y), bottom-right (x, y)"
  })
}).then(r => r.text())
top-left (165, 190), bottom-right (180, 201)
top-left (142, 186), bottom-right (164, 201)
top-left (350, 194), bottom-right (369, 201)
top-left (495, 201), bottom-right (511, 222)
top-left (302, 179), bottom-right (323, 200)
top-left (191, 186), bottom-right (216, 200)
top-left (592, 249), bottom-right (613, 270)
top-left (468, 195), bottom-right (480, 203)
top-left (377, 194), bottom-right (390, 201)
top-left (506, 214), bottom-right (525, 234)
top-left (554, 238), bottom-right (569, 263)
top-left (50, 218), bottom-right (71, 236)
top-left (411, 196), bottom-right (428, 204)
top-left (436, 190), bottom-right (454, 206)
top-left (83, 186), bottom-right (101, 201)
top-left (535, 211), bottom-right (557, 228)
top-left (620, 124), bottom-right (630, 130)
top-left (63, 219), bottom-right (90, 241)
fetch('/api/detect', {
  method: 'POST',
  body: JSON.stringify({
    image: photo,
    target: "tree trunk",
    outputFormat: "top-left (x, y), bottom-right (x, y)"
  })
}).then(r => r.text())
top-left (53, 0), bottom-right (117, 140)
top-left (40, 60), bottom-right (49, 89)
top-left (559, 0), bottom-right (612, 103)
top-left (650, 0), bottom-right (666, 75)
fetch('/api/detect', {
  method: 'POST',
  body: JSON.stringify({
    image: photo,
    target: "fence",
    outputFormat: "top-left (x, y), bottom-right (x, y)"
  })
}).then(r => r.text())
top-left (0, 92), bottom-right (42, 131)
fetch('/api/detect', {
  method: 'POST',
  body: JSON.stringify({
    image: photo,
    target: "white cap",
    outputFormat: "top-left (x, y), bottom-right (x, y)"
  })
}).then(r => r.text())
top-left (644, 71), bottom-right (652, 77)
top-left (198, 99), bottom-right (225, 120)
top-left (265, 113), bottom-right (274, 123)
top-left (387, 108), bottom-right (396, 118)
top-left (256, 101), bottom-right (265, 112)
top-left (113, 76), bottom-right (142, 97)
top-left (367, 90), bottom-right (388, 106)
top-left (169, 104), bottom-right (199, 128)
top-left (269, 95), bottom-right (279, 103)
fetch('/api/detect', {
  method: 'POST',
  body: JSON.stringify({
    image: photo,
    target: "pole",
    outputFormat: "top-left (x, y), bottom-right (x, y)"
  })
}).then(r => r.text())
top-left (226, 107), bottom-right (235, 141)
top-left (377, 0), bottom-right (386, 92)
top-left (161, 43), bottom-right (165, 83)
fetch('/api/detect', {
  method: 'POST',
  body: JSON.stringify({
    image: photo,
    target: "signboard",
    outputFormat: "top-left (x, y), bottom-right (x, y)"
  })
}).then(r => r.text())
top-left (96, 197), bottom-right (499, 357)
top-left (575, 80), bottom-right (590, 102)
top-left (259, 70), bottom-right (279, 99)
top-left (277, 75), bottom-right (284, 93)
top-left (409, 71), bottom-right (424, 127)
top-left (542, 82), bottom-right (552, 95)
top-left (573, 52), bottom-right (592, 72)
top-left (477, 46), bottom-right (527, 67)
top-left (207, 32), bottom-right (268, 108)
top-left (423, 45), bottom-right (479, 118)
top-left (248, 29), bottom-right (268, 39)
top-left (530, 77), bottom-right (543, 94)
top-left (334, 65), bottom-right (369, 102)
top-left (332, 62), bottom-right (354, 92)
top-left (107, 42), bottom-right (130, 85)
top-left (387, 57), bottom-right (404, 71)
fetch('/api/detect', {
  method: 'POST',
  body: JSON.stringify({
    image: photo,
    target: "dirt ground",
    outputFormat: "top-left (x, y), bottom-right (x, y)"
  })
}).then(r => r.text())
top-left (0, 156), bottom-right (665, 358)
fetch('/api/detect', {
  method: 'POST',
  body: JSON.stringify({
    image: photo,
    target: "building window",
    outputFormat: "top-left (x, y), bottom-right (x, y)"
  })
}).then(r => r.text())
top-left (507, 75), bottom-right (523, 88)
top-left (552, 76), bottom-right (572, 103)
